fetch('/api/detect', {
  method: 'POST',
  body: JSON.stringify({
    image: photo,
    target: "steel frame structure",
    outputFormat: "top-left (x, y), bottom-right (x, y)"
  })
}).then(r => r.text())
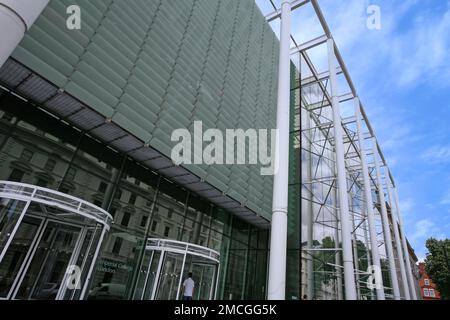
top-left (260, 0), bottom-right (418, 300)
top-left (0, 0), bottom-right (419, 302)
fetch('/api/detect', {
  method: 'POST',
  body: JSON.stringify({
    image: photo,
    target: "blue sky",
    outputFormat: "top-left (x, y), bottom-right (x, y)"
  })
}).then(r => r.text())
top-left (258, 0), bottom-right (450, 260)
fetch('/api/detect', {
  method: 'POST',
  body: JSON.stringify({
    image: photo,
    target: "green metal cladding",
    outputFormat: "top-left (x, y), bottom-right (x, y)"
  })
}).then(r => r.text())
top-left (12, 0), bottom-right (280, 220)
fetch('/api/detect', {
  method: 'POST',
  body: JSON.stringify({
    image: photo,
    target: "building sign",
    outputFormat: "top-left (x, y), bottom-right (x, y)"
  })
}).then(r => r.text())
top-left (97, 259), bottom-right (133, 274)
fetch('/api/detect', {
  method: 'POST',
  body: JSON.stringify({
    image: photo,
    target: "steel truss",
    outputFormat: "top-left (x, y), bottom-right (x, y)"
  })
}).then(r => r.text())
top-left (259, 0), bottom-right (418, 300)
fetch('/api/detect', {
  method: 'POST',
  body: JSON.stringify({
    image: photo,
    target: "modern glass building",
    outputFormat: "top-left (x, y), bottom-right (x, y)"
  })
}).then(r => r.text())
top-left (0, 0), bottom-right (419, 300)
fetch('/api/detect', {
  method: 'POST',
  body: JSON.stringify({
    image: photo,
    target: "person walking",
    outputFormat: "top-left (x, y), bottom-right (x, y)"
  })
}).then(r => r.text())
top-left (182, 272), bottom-right (195, 300)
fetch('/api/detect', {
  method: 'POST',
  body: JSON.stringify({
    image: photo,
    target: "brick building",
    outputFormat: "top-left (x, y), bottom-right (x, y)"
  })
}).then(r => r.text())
top-left (418, 263), bottom-right (441, 300)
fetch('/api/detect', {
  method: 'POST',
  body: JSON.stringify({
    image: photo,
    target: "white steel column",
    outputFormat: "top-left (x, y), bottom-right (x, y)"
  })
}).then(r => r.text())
top-left (372, 140), bottom-right (401, 300)
top-left (363, 216), bottom-right (375, 300)
top-left (394, 187), bottom-right (418, 300)
top-left (351, 204), bottom-right (361, 299)
top-left (268, 0), bottom-right (291, 300)
top-left (327, 38), bottom-right (357, 300)
top-left (0, 0), bottom-right (49, 68)
top-left (386, 177), bottom-right (411, 300)
top-left (334, 186), bottom-right (344, 300)
top-left (354, 100), bottom-right (385, 300)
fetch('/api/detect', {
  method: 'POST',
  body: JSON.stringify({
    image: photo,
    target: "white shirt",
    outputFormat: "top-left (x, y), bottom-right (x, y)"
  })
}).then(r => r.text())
top-left (183, 277), bottom-right (195, 297)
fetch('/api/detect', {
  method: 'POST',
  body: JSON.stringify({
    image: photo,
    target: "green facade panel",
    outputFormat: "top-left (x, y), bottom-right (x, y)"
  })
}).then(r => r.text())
top-left (12, 0), bottom-right (279, 220)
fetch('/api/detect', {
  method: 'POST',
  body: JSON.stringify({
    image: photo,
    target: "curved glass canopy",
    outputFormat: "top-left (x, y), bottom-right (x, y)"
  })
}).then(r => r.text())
top-left (0, 181), bottom-right (112, 300)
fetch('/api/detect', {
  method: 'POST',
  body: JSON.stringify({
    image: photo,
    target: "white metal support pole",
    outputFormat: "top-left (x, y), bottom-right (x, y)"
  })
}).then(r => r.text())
top-left (354, 100), bottom-right (385, 300)
top-left (0, 0), bottom-right (49, 68)
top-left (268, 0), bottom-right (291, 300)
top-left (363, 216), bottom-right (375, 300)
top-left (372, 139), bottom-right (401, 300)
top-left (351, 202), bottom-right (361, 299)
top-left (386, 177), bottom-right (411, 300)
top-left (333, 190), bottom-right (344, 300)
top-left (394, 187), bottom-right (418, 300)
top-left (327, 38), bottom-right (357, 300)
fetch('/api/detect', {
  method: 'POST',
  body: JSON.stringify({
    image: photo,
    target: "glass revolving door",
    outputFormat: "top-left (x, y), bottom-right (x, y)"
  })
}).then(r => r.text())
top-left (0, 181), bottom-right (112, 300)
top-left (137, 239), bottom-right (220, 300)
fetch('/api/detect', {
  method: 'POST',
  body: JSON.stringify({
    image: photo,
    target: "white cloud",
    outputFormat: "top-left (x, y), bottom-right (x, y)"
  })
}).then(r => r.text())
top-left (422, 145), bottom-right (450, 164)
top-left (441, 191), bottom-right (450, 205)
top-left (399, 198), bottom-right (415, 216)
top-left (316, 0), bottom-right (450, 89)
top-left (409, 218), bottom-right (449, 261)
top-left (390, 7), bottom-right (450, 88)
top-left (410, 219), bottom-right (436, 242)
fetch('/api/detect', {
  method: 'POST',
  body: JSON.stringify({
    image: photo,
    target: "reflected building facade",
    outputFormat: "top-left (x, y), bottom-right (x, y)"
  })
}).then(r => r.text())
top-left (0, 104), bottom-right (268, 300)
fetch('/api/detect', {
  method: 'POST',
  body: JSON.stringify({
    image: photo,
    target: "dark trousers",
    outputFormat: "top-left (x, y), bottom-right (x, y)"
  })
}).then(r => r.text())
top-left (183, 296), bottom-right (192, 300)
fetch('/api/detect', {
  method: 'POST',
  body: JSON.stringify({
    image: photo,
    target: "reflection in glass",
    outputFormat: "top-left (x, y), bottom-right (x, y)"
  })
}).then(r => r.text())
top-left (155, 251), bottom-right (184, 300)
top-left (0, 215), bottom-right (41, 298)
top-left (15, 221), bottom-right (81, 299)
top-left (0, 198), bottom-right (27, 254)
top-left (0, 105), bottom-right (270, 300)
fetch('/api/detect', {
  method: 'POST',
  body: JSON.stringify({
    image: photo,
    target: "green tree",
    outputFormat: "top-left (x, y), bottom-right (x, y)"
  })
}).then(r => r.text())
top-left (355, 240), bottom-right (369, 272)
top-left (313, 236), bottom-right (337, 290)
top-left (424, 238), bottom-right (450, 299)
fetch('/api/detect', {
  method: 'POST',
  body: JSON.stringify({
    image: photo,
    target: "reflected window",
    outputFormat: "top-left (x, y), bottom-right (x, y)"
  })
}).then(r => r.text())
top-left (93, 200), bottom-right (102, 207)
top-left (141, 216), bottom-right (148, 228)
top-left (98, 182), bottom-right (107, 193)
top-left (151, 221), bottom-right (158, 233)
top-left (8, 169), bottom-right (24, 182)
top-left (44, 159), bottom-right (56, 172)
top-left (109, 207), bottom-right (117, 218)
top-left (129, 194), bottom-right (137, 205)
top-left (20, 149), bottom-right (33, 162)
top-left (121, 212), bottom-right (131, 227)
top-left (164, 226), bottom-right (170, 237)
top-left (1, 111), bottom-right (14, 122)
top-left (36, 178), bottom-right (48, 188)
top-left (59, 187), bottom-right (69, 194)
top-left (66, 167), bottom-right (76, 181)
top-left (112, 238), bottom-right (123, 255)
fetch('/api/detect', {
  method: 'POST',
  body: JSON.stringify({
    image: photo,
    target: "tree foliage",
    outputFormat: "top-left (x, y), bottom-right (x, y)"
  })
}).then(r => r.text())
top-left (425, 238), bottom-right (450, 299)
top-left (313, 236), bottom-right (337, 286)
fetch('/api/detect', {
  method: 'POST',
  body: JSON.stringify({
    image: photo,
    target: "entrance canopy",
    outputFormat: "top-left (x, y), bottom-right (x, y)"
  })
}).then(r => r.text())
top-left (0, 181), bottom-right (112, 300)
top-left (147, 239), bottom-right (220, 263)
top-left (0, 181), bottom-right (113, 228)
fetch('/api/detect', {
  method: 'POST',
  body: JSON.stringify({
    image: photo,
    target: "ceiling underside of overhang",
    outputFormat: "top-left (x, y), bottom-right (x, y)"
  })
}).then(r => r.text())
top-left (0, 58), bottom-right (271, 229)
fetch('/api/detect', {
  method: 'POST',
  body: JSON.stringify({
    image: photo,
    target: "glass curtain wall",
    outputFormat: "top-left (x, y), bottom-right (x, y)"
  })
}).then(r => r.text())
top-left (0, 93), bottom-right (268, 300)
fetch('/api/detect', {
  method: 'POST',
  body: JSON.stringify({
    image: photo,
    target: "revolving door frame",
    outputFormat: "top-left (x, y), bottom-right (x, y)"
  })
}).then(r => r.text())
top-left (0, 181), bottom-right (112, 300)
top-left (141, 238), bottom-right (220, 300)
